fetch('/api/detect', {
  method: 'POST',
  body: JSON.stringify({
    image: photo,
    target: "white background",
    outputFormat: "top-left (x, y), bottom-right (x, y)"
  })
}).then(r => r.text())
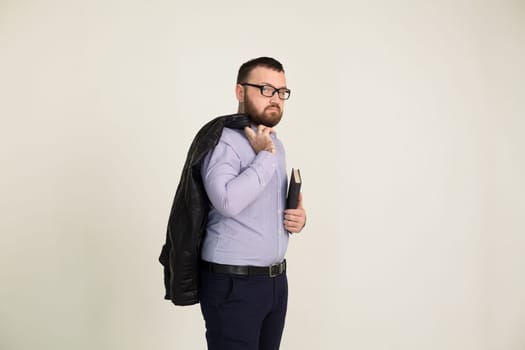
top-left (1, 1), bottom-right (524, 349)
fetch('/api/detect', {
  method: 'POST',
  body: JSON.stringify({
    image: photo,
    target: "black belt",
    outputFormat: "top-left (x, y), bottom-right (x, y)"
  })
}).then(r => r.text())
top-left (200, 260), bottom-right (286, 278)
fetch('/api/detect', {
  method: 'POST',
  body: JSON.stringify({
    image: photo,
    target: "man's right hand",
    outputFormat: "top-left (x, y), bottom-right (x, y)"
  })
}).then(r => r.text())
top-left (244, 125), bottom-right (276, 154)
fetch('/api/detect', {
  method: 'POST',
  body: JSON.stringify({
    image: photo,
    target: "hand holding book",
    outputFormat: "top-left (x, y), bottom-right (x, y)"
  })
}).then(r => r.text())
top-left (284, 168), bottom-right (306, 233)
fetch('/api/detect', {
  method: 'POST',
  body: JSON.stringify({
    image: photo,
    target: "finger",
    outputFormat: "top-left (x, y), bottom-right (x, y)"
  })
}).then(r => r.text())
top-left (284, 213), bottom-right (298, 221)
top-left (285, 211), bottom-right (305, 226)
top-left (285, 216), bottom-right (304, 229)
top-left (263, 127), bottom-right (275, 135)
top-left (284, 208), bottom-right (304, 217)
top-left (244, 127), bottom-right (255, 141)
top-left (284, 220), bottom-right (301, 233)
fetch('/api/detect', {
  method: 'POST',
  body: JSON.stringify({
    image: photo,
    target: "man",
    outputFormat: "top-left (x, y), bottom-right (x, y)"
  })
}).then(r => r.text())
top-left (199, 57), bottom-right (306, 350)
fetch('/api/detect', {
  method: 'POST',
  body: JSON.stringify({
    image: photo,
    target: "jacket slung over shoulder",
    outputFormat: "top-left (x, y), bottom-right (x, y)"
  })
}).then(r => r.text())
top-left (159, 113), bottom-right (251, 306)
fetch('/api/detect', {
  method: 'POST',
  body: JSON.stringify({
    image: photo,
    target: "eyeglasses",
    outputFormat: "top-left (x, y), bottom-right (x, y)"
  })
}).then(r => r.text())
top-left (240, 83), bottom-right (291, 100)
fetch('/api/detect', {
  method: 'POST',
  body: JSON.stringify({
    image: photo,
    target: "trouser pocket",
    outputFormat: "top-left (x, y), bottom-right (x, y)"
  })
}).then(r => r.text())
top-left (199, 270), bottom-right (234, 306)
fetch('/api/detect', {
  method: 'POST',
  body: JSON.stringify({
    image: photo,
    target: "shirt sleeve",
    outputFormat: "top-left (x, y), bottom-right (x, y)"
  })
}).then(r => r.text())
top-left (201, 140), bottom-right (277, 217)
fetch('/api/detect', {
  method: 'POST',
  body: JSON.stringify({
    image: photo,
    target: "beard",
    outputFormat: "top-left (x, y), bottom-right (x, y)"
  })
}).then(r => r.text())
top-left (243, 98), bottom-right (283, 127)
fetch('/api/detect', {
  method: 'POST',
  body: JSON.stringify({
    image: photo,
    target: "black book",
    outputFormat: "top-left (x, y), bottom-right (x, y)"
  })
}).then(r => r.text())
top-left (286, 168), bottom-right (302, 209)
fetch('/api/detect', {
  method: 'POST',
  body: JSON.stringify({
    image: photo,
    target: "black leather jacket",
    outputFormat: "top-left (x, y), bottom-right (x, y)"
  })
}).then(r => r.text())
top-left (159, 114), bottom-right (251, 306)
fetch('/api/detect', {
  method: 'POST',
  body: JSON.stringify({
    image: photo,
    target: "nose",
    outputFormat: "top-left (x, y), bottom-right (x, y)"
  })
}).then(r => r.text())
top-left (270, 91), bottom-right (281, 103)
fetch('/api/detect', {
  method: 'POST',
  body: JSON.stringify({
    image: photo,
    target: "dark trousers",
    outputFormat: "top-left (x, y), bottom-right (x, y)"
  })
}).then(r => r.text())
top-left (199, 268), bottom-right (288, 350)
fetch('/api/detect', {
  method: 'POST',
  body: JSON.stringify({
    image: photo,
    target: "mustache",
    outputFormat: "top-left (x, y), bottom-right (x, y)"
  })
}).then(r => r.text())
top-left (265, 104), bottom-right (280, 112)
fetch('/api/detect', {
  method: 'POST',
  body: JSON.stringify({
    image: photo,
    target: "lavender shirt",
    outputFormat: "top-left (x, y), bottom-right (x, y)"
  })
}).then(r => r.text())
top-left (200, 126), bottom-right (289, 267)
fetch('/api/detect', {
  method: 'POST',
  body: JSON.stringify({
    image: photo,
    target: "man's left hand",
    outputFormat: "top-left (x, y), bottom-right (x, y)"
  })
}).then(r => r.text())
top-left (284, 192), bottom-right (307, 233)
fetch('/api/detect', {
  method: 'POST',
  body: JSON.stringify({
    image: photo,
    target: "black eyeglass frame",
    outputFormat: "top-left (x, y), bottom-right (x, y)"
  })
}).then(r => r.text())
top-left (240, 83), bottom-right (291, 100)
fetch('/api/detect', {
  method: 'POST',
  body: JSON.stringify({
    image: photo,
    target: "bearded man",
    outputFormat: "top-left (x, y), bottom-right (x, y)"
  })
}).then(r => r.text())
top-left (197, 57), bottom-right (307, 350)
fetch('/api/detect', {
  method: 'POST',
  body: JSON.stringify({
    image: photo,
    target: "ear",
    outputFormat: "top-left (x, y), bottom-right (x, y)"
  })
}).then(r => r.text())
top-left (235, 84), bottom-right (245, 103)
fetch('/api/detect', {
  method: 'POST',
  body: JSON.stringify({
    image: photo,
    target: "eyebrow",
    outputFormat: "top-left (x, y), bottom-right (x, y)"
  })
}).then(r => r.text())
top-left (259, 82), bottom-right (288, 90)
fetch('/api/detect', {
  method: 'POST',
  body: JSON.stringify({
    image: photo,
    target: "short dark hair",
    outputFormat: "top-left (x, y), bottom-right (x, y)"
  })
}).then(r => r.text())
top-left (236, 57), bottom-right (285, 84)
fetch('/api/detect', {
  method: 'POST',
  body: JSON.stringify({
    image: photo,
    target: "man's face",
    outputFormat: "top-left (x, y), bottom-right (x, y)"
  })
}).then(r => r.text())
top-left (237, 66), bottom-right (287, 127)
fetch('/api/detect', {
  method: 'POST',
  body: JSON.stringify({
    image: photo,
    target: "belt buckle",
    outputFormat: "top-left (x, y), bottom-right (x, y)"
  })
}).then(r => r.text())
top-left (269, 263), bottom-right (283, 278)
